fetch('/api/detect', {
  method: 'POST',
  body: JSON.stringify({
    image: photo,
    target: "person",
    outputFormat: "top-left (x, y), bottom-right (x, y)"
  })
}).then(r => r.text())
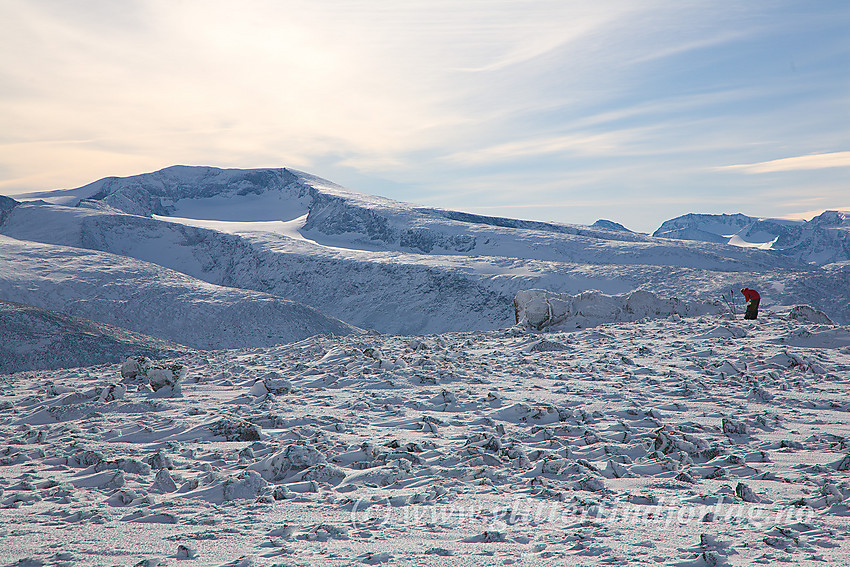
top-left (741, 288), bottom-right (760, 320)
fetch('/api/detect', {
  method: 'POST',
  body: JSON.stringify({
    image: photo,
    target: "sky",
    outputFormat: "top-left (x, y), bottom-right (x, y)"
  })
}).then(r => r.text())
top-left (1, 1), bottom-right (848, 233)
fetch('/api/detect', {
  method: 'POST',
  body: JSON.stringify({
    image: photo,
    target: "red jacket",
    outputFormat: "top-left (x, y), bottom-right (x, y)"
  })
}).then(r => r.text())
top-left (741, 288), bottom-right (760, 302)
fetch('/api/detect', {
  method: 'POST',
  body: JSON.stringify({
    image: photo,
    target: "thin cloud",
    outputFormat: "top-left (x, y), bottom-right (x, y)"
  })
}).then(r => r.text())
top-left (720, 151), bottom-right (850, 174)
top-left (780, 207), bottom-right (850, 221)
top-left (442, 131), bottom-right (631, 165)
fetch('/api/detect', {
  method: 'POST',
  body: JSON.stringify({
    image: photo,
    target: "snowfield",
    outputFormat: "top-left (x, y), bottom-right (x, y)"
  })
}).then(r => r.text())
top-left (654, 211), bottom-right (850, 267)
top-left (1, 312), bottom-right (849, 565)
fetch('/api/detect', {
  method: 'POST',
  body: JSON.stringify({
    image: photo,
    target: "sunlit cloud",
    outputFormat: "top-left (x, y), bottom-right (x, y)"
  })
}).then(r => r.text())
top-left (780, 207), bottom-right (850, 221)
top-left (719, 151), bottom-right (850, 174)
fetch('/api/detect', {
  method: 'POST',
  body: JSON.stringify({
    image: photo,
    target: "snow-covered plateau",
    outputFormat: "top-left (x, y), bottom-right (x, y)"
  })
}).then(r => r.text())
top-left (2, 313), bottom-right (850, 565)
top-left (2, 166), bottom-right (850, 565)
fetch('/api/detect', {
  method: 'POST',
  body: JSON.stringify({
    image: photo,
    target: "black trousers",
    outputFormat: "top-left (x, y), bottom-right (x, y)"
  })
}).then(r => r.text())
top-left (744, 298), bottom-right (759, 320)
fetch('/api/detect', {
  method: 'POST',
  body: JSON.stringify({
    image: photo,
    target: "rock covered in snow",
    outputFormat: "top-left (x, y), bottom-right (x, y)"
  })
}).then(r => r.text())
top-left (97, 383), bottom-right (126, 402)
top-left (121, 356), bottom-right (186, 395)
top-left (176, 545), bottom-right (198, 560)
top-left (209, 417), bottom-right (262, 441)
top-left (789, 305), bottom-right (835, 325)
top-left (121, 356), bottom-right (151, 379)
top-left (183, 470), bottom-right (270, 503)
top-left (722, 418), bottom-right (748, 435)
top-left (222, 470), bottom-right (268, 501)
top-left (249, 371), bottom-right (292, 396)
top-left (249, 444), bottom-right (326, 481)
top-left (147, 451), bottom-right (173, 470)
top-left (296, 463), bottom-right (347, 485)
top-left (146, 364), bottom-right (186, 394)
top-left (152, 468), bottom-right (178, 493)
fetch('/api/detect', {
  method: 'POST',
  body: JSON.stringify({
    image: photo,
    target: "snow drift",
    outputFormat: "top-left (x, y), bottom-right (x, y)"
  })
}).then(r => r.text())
top-left (514, 288), bottom-right (722, 330)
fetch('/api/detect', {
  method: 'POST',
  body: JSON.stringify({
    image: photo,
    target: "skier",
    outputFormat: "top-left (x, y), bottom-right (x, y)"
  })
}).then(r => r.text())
top-left (741, 288), bottom-right (760, 320)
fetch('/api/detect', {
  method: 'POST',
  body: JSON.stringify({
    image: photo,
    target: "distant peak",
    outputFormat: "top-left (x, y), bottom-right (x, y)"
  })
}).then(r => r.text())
top-left (808, 209), bottom-right (849, 227)
top-left (592, 219), bottom-right (632, 232)
top-left (0, 194), bottom-right (19, 226)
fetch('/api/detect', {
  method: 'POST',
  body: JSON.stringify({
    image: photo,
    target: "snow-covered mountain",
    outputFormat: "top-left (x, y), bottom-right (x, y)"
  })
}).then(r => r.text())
top-left (0, 235), bottom-right (359, 351)
top-left (14, 165), bottom-right (803, 271)
top-left (3, 166), bottom-right (850, 342)
top-left (0, 299), bottom-right (189, 373)
top-left (654, 211), bottom-right (850, 267)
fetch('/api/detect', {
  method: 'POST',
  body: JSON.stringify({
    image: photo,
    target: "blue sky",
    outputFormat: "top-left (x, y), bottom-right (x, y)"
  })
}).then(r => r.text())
top-left (1, 1), bottom-right (848, 232)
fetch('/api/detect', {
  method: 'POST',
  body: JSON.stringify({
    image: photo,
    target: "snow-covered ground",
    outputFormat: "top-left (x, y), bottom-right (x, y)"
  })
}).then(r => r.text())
top-left (0, 299), bottom-right (188, 373)
top-left (1, 310), bottom-right (849, 566)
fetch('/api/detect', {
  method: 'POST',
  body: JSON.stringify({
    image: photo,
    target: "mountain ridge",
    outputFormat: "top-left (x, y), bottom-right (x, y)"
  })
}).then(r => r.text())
top-left (0, 234), bottom-right (360, 350)
top-left (2, 165), bottom-right (849, 339)
top-left (0, 298), bottom-right (190, 373)
top-left (654, 210), bottom-right (850, 267)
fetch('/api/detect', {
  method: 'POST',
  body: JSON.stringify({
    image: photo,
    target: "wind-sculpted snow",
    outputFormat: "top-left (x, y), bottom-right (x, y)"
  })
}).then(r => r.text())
top-left (0, 300), bottom-right (189, 373)
top-left (514, 289), bottom-right (722, 330)
top-left (2, 314), bottom-right (850, 565)
top-left (0, 236), bottom-right (359, 353)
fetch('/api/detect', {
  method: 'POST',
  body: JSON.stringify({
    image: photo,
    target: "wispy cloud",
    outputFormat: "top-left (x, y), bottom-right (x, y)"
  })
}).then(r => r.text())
top-left (780, 207), bottom-right (850, 221)
top-left (441, 131), bottom-right (635, 165)
top-left (720, 151), bottom-right (850, 174)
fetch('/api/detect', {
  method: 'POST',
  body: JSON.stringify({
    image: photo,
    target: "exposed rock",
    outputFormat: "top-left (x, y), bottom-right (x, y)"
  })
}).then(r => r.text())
top-left (210, 417), bottom-right (262, 441)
